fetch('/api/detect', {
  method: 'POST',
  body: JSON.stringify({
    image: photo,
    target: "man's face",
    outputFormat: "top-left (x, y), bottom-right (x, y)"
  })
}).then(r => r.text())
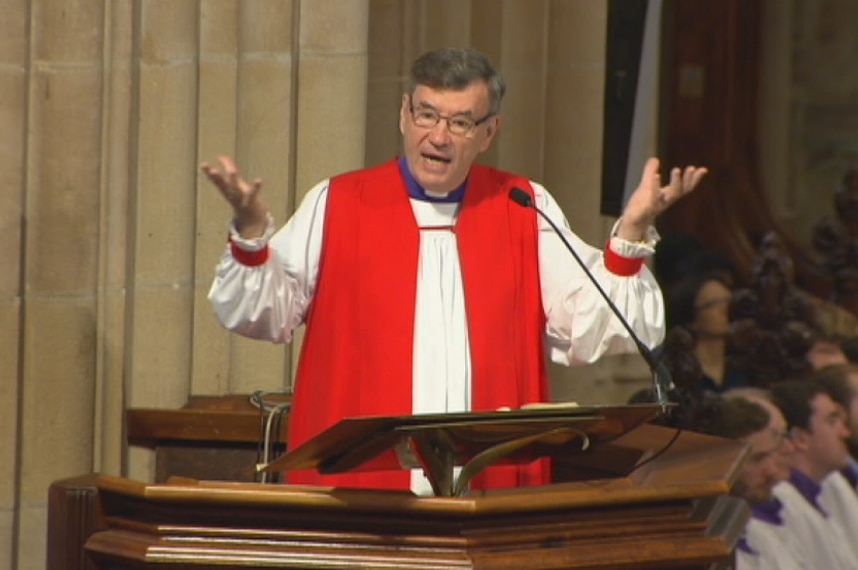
top-left (796, 393), bottom-right (850, 477)
top-left (399, 82), bottom-right (500, 195)
top-left (734, 402), bottom-right (793, 504)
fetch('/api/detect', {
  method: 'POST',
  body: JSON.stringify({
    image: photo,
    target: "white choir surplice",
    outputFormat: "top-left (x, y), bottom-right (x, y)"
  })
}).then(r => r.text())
top-left (209, 179), bottom-right (665, 493)
top-left (736, 516), bottom-right (805, 570)
top-left (772, 478), bottom-right (858, 569)
top-left (820, 471), bottom-right (858, 561)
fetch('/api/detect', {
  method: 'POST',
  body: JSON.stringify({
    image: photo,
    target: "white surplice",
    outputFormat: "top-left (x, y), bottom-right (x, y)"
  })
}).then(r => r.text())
top-left (736, 517), bottom-right (806, 570)
top-left (208, 179), bottom-right (665, 492)
top-left (772, 479), bottom-right (858, 569)
top-left (820, 471), bottom-right (858, 561)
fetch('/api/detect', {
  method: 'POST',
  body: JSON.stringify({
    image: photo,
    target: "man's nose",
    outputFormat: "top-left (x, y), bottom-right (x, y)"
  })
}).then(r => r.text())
top-left (428, 119), bottom-right (452, 145)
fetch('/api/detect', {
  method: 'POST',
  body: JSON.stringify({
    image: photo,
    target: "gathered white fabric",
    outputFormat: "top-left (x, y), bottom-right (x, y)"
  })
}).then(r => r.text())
top-left (771, 479), bottom-right (858, 569)
top-left (820, 471), bottom-right (858, 562)
top-left (736, 517), bottom-right (805, 570)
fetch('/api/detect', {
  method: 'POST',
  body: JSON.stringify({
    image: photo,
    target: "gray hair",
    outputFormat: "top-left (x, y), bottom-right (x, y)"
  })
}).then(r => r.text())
top-left (407, 48), bottom-right (506, 114)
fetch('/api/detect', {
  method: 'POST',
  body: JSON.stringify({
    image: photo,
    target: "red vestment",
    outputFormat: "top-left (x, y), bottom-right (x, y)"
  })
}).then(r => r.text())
top-left (287, 159), bottom-right (549, 490)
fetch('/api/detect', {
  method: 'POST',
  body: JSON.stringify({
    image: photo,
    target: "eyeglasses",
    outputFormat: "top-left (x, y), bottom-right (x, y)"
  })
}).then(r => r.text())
top-left (772, 429), bottom-right (791, 449)
top-left (408, 101), bottom-right (495, 138)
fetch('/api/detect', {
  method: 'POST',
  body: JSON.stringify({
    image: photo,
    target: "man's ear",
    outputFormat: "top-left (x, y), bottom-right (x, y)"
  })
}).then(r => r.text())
top-left (478, 115), bottom-right (501, 152)
top-left (399, 94), bottom-right (409, 135)
top-left (789, 426), bottom-right (811, 451)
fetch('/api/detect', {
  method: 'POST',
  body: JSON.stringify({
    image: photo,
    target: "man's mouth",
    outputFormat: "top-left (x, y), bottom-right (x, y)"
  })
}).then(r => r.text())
top-left (422, 152), bottom-right (452, 164)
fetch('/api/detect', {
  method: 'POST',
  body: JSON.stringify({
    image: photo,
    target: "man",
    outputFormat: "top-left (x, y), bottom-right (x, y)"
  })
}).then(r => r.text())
top-left (203, 48), bottom-right (706, 492)
top-left (810, 365), bottom-right (858, 544)
top-left (722, 389), bottom-right (793, 500)
top-left (769, 379), bottom-right (858, 568)
top-left (718, 389), bottom-right (798, 569)
top-left (813, 364), bottom-right (858, 464)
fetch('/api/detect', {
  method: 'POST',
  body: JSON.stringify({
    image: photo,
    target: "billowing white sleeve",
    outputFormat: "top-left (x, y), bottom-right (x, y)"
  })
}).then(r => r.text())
top-left (207, 180), bottom-right (330, 342)
top-left (534, 183), bottom-right (665, 365)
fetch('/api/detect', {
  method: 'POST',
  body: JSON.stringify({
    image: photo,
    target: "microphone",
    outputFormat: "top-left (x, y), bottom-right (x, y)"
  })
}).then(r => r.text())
top-left (509, 186), bottom-right (673, 408)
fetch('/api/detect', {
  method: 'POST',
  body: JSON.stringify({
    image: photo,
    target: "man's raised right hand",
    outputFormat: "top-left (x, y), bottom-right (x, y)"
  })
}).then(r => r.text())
top-left (200, 156), bottom-right (269, 239)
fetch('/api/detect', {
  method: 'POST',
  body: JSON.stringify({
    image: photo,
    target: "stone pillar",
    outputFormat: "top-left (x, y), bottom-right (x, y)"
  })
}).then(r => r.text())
top-left (191, 1), bottom-right (297, 398)
top-left (543, 0), bottom-right (612, 244)
top-left (0, 0), bottom-right (28, 566)
top-left (7, 1), bottom-right (107, 568)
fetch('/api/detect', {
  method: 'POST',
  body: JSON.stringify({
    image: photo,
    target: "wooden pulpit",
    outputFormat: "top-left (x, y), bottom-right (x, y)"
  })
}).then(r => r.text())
top-left (48, 405), bottom-right (750, 570)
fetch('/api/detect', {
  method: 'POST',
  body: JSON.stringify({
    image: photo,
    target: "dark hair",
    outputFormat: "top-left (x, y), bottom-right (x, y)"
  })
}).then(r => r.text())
top-left (695, 396), bottom-right (770, 440)
top-left (408, 48), bottom-right (506, 114)
top-left (811, 364), bottom-right (858, 411)
top-left (665, 271), bottom-right (733, 330)
top-left (654, 235), bottom-right (736, 291)
top-left (770, 379), bottom-right (828, 431)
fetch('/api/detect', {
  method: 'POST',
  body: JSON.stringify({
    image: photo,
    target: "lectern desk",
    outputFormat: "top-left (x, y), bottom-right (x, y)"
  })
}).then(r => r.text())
top-left (259, 402), bottom-right (666, 496)
top-left (48, 406), bottom-right (749, 570)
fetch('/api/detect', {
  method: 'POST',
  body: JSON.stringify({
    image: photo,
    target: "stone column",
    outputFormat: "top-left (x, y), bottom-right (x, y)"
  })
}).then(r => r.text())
top-left (191, 1), bottom-right (297, 398)
top-left (0, 0), bottom-right (28, 566)
top-left (124, 1), bottom-right (202, 484)
top-left (6, 1), bottom-right (109, 568)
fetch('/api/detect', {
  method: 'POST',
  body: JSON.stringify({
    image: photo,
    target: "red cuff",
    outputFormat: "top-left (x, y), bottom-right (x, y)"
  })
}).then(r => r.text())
top-left (603, 240), bottom-right (645, 276)
top-left (229, 237), bottom-right (270, 267)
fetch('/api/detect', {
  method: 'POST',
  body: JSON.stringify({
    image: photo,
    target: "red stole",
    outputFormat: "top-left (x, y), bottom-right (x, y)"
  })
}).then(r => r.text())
top-left (286, 159), bottom-right (549, 490)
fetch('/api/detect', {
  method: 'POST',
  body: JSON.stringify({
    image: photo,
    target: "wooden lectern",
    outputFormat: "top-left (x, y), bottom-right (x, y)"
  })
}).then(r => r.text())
top-left (257, 403), bottom-right (668, 496)
top-left (48, 404), bottom-right (749, 569)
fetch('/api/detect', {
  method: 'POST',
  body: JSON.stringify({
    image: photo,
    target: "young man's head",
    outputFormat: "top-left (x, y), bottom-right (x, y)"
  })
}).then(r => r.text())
top-left (708, 391), bottom-right (792, 504)
top-left (812, 364), bottom-right (858, 457)
top-left (770, 379), bottom-right (850, 482)
top-left (400, 48), bottom-right (503, 195)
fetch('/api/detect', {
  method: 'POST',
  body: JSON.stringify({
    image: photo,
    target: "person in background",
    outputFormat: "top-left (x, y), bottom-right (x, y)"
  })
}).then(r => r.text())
top-left (812, 363), bottom-right (858, 467)
top-left (664, 269), bottom-right (746, 393)
top-left (805, 334), bottom-right (849, 370)
top-left (202, 47), bottom-right (706, 493)
top-left (653, 234), bottom-right (736, 294)
top-left (769, 379), bottom-right (858, 568)
top-left (809, 364), bottom-right (858, 547)
top-left (698, 391), bottom-right (797, 569)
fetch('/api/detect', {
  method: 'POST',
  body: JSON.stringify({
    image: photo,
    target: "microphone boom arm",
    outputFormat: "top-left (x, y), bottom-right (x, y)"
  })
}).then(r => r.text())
top-left (508, 187), bottom-right (672, 407)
